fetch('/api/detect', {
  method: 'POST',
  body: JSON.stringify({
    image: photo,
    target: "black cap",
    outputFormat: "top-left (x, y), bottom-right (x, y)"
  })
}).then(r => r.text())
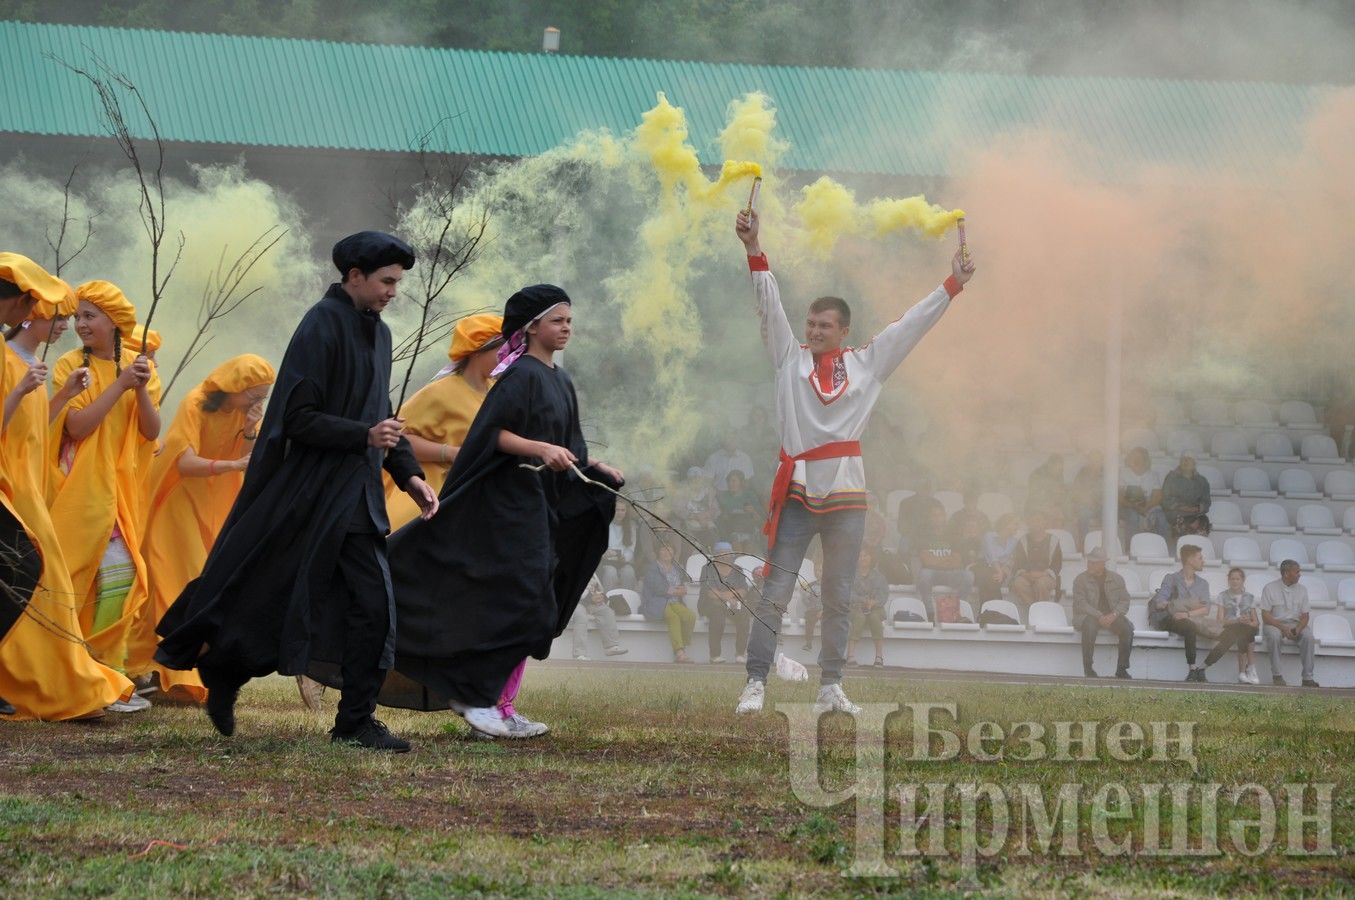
top-left (332, 231), bottom-right (416, 276)
top-left (502, 284), bottom-right (572, 337)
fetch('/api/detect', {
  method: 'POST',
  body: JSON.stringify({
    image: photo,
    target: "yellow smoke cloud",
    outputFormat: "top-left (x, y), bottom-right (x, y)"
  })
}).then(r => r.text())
top-left (793, 176), bottom-right (965, 257)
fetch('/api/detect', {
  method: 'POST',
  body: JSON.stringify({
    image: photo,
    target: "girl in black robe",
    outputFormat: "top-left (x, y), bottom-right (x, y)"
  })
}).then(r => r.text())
top-left (378, 285), bottom-right (622, 737)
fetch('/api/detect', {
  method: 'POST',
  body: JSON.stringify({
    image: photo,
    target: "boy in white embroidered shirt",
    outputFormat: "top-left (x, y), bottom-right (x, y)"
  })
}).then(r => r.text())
top-left (733, 209), bottom-right (976, 716)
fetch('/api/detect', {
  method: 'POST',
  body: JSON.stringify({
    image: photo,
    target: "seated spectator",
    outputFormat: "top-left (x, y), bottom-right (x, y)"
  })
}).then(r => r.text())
top-left (1069, 451), bottom-right (1103, 544)
top-left (675, 467), bottom-right (719, 549)
top-left (894, 476), bottom-right (938, 558)
top-left (1258, 560), bottom-right (1318, 687)
top-left (947, 488), bottom-right (990, 542)
top-left (1071, 547), bottom-right (1133, 679)
top-left (1161, 454), bottom-right (1212, 540)
top-left (1202, 567), bottom-right (1258, 683)
top-left (1010, 510), bottom-right (1063, 613)
top-left (1120, 447), bottom-right (1171, 547)
top-left (704, 435), bottom-right (754, 491)
top-left (1148, 543), bottom-right (1213, 682)
top-left (599, 505), bottom-right (639, 592)
top-left (848, 546), bottom-right (889, 667)
top-left (716, 470), bottom-right (762, 544)
top-left (697, 542), bottom-right (751, 664)
top-left (569, 575), bottom-right (629, 660)
top-left (974, 513), bottom-right (1020, 602)
top-left (913, 504), bottom-right (974, 617)
top-left (641, 543), bottom-right (696, 663)
top-left (1027, 455), bottom-right (1069, 529)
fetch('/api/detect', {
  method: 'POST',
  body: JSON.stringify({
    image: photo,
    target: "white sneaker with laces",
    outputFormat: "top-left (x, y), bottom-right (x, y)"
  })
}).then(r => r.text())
top-left (1238, 671), bottom-right (1251, 683)
top-left (1245, 665), bottom-right (1259, 685)
top-left (813, 684), bottom-right (861, 715)
top-left (462, 706), bottom-right (513, 737)
top-left (735, 679), bottom-right (765, 715)
top-left (504, 713), bottom-right (549, 738)
top-left (106, 693), bottom-right (151, 714)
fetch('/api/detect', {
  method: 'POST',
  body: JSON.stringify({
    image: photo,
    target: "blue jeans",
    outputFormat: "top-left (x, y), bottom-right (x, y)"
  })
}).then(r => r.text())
top-left (1120, 506), bottom-right (1170, 549)
top-left (746, 501), bottom-right (866, 686)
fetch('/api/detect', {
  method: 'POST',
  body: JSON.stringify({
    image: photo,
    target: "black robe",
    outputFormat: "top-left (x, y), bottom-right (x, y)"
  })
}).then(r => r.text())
top-left (0, 506), bottom-right (40, 642)
top-left (375, 355), bottom-right (617, 710)
top-left (155, 284), bottom-right (421, 679)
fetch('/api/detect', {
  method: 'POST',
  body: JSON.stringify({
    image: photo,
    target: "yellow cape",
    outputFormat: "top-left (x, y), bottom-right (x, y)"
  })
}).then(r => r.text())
top-left (383, 374), bottom-right (489, 530)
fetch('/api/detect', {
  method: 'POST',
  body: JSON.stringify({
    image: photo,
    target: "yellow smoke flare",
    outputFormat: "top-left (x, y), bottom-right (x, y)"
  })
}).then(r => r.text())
top-left (793, 175), bottom-right (965, 256)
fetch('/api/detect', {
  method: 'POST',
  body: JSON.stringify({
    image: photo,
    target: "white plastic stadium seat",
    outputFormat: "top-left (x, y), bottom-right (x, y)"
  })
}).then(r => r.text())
top-left (1245, 571), bottom-right (1278, 599)
top-left (977, 492), bottom-right (1014, 521)
top-left (1249, 502), bottom-right (1295, 534)
top-left (1312, 614), bottom-right (1355, 648)
top-left (1267, 538), bottom-right (1309, 568)
top-left (1165, 429), bottom-right (1206, 458)
top-left (1083, 531), bottom-right (1127, 561)
top-left (1279, 400), bottom-right (1321, 430)
top-left (1223, 537), bottom-right (1267, 569)
top-left (1130, 533), bottom-right (1174, 565)
top-left (1119, 568), bottom-right (1148, 600)
top-left (1209, 500), bottom-right (1247, 532)
top-left (1339, 578), bottom-right (1355, 609)
top-left (607, 588), bottom-right (642, 618)
top-left (1301, 434), bottom-right (1343, 464)
top-left (1254, 432), bottom-right (1298, 463)
top-left (1049, 528), bottom-right (1080, 561)
top-left (1197, 464), bottom-right (1229, 497)
top-left (797, 559), bottom-right (817, 585)
top-left (980, 599), bottom-right (1026, 631)
top-left (1234, 399), bottom-right (1277, 428)
top-left (1277, 469), bottom-right (1323, 500)
top-left (1126, 604), bottom-right (1168, 639)
top-left (734, 555), bottom-right (762, 582)
top-left (1209, 430), bottom-right (1252, 461)
top-left (890, 595), bottom-right (933, 630)
top-left (1122, 428), bottom-right (1160, 454)
top-left (940, 599), bottom-right (980, 631)
top-left (685, 553), bottom-right (709, 582)
top-left (1028, 601), bottom-right (1074, 634)
top-left (1316, 540), bottom-right (1355, 574)
top-left (1232, 467), bottom-right (1277, 498)
top-left (1176, 535), bottom-right (1219, 564)
top-left (1201, 569), bottom-right (1229, 598)
top-left (1146, 567), bottom-right (1178, 596)
top-left (1296, 505), bottom-right (1342, 536)
top-left (1327, 470), bottom-right (1355, 501)
top-left (1306, 579), bottom-right (1335, 609)
top-left (1193, 398), bottom-right (1232, 427)
top-left (1345, 507), bottom-right (1355, 535)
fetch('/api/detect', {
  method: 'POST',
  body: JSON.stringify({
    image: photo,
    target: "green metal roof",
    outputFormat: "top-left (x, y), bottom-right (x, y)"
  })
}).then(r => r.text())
top-left (0, 20), bottom-right (1327, 178)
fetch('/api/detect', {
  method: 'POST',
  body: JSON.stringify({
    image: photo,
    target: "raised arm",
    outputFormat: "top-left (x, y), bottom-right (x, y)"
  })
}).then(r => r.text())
top-left (735, 211), bottom-right (796, 367)
top-left (855, 249), bottom-right (975, 381)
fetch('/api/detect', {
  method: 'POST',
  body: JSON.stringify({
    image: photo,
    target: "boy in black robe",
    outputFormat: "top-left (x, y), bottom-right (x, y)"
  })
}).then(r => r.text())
top-left (156, 231), bottom-right (438, 752)
top-left (379, 285), bottom-right (622, 737)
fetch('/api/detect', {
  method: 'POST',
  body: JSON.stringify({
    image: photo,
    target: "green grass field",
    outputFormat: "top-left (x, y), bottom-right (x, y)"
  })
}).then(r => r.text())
top-left (1, 665), bottom-right (1352, 897)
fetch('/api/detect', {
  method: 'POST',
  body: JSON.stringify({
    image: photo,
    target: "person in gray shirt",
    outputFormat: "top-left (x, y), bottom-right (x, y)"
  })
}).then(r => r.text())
top-left (1148, 543), bottom-right (1213, 682)
top-left (1071, 547), bottom-right (1133, 679)
top-left (1258, 560), bottom-right (1318, 687)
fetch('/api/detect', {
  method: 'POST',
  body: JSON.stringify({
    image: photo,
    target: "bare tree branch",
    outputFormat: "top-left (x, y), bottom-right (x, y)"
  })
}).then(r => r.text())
top-left (44, 164), bottom-right (100, 278)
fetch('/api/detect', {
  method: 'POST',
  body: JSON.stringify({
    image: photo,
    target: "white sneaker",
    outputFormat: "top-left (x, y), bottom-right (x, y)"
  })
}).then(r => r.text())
top-left (1245, 665), bottom-right (1260, 685)
top-left (573, 654), bottom-right (590, 661)
top-left (462, 706), bottom-right (513, 738)
top-left (106, 693), bottom-right (151, 714)
top-left (1238, 671), bottom-right (1251, 683)
top-left (735, 679), bottom-right (765, 715)
top-left (711, 656), bottom-right (727, 664)
top-left (503, 713), bottom-right (549, 739)
top-left (813, 684), bottom-right (861, 715)
top-left (735, 654), bottom-right (747, 664)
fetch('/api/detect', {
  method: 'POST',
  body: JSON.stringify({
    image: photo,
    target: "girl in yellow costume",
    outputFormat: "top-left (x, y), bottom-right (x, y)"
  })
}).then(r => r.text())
top-left (382, 313), bottom-right (503, 529)
top-left (126, 354), bottom-right (275, 702)
top-left (48, 281), bottom-right (161, 676)
top-left (0, 254), bottom-right (137, 719)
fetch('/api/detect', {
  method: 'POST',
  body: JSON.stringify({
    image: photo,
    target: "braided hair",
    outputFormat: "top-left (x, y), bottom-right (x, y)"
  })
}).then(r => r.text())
top-left (81, 330), bottom-right (122, 377)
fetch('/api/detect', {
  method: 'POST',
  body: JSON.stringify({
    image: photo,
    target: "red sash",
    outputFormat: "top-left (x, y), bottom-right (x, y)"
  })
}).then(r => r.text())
top-left (762, 440), bottom-right (863, 553)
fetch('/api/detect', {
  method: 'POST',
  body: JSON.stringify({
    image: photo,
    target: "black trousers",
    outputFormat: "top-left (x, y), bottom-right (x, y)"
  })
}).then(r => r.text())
top-left (0, 506), bottom-right (41, 640)
top-left (1160, 617), bottom-right (1199, 665)
top-left (1079, 613), bottom-right (1133, 672)
top-left (330, 531), bottom-right (392, 734)
top-left (1204, 623), bottom-right (1257, 667)
top-left (707, 604), bottom-right (750, 658)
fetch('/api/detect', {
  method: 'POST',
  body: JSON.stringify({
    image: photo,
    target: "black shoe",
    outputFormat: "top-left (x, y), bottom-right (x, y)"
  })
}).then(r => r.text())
top-left (1273, 675), bottom-right (1287, 686)
top-left (1302, 679), bottom-right (1320, 688)
top-left (0, 696), bottom-right (14, 716)
top-left (200, 669), bottom-right (240, 737)
top-left (1115, 669), bottom-right (1132, 680)
top-left (1195, 669), bottom-right (1207, 683)
top-left (1084, 668), bottom-right (1099, 679)
top-left (1183, 670), bottom-right (1196, 682)
top-left (133, 672), bottom-right (160, 697)
top-left (331, 717), bottom-right (411, 753)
